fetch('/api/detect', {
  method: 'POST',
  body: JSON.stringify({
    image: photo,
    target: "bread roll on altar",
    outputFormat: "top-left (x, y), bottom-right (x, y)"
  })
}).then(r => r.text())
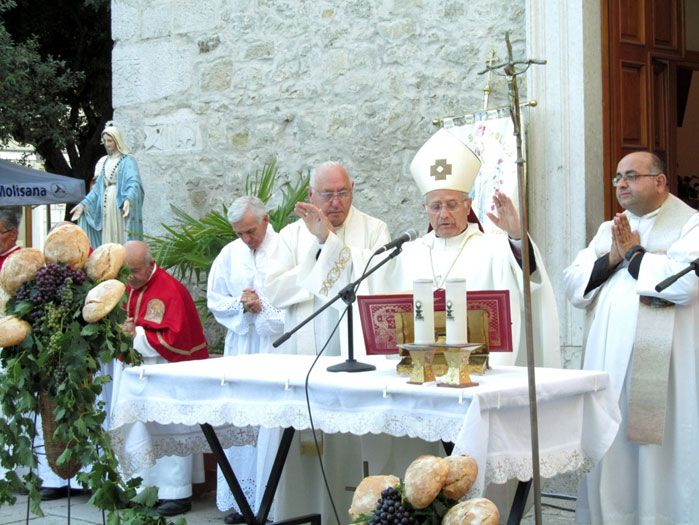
top-left (404, 455), bottom-right (449, 509)
top-left (0, 248), bottom-right (45, 295)
top-left (82, 279), bottom-right (125, 323)
top-left (43, 223), bottom-right (90, 269)
top-left (85, 243), bottom-right (125, 282)
top-left (442, 498), bottom-right (499, 525)
top-left (0, 315), bottom-right (31, 347)
top-left (442, 454), bottom-right (478, 500)
top-left (349, 474), bottom-right (400, 521)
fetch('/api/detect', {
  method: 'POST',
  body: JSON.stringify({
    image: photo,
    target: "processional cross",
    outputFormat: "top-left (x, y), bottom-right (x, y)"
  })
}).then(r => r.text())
top-left (478, 32), bottom-right (546, 525)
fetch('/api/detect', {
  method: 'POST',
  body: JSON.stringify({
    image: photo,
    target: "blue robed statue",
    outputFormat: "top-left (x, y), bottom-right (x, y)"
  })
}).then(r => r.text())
top-left (71, 123), bottom-right (144, 247)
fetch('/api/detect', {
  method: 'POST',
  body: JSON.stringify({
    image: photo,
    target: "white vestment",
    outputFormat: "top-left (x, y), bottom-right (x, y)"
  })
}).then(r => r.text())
top-left (265, 205), bottom-right (391, 356)
top-left (564, 196), bottom-right (699, 524)
top-left (207, 226), bottom-right (285, 515)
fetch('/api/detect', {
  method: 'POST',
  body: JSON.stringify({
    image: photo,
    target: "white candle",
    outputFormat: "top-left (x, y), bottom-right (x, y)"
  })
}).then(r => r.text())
top-left (413, 279), bottom-right (435, 344)
top-left (445, 278), bottom-right (468, 345)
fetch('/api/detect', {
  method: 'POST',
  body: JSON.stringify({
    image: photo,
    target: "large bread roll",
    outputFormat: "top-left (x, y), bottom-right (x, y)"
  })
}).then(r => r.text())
top-left (82, 279), bottom-right (125, 323)
top-left (43, 223), bottom-right (90, 269)
top-left (0, 315), bottom-right (31, 347)
top-left (0, 248), bottom-right (45, 295)
top-left (348, 474), bottom-right (400, 521)
top-left (442, 454), bottom-right (478, 500)
top-left (404, 455), bottom-right (449, 509)
top-left (85, 243), bottom-right (125, 282)
top-left (0, 287), bottom-right (9, 315)
top-left (441, 498), bottom-right (499, 525)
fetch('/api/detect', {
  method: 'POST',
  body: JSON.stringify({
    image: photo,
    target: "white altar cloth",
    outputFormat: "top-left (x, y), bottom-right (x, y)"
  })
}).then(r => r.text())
top-left (108, 354), bottom-right (620, 496)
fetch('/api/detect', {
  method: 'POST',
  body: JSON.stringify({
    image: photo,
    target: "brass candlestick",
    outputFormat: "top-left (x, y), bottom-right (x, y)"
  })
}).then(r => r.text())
top-left (398, 344), bottom-right (436, 384)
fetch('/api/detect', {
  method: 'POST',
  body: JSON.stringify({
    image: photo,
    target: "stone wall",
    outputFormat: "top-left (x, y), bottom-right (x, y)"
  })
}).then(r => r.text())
top-left (112, 0), bottom-right (526, 237)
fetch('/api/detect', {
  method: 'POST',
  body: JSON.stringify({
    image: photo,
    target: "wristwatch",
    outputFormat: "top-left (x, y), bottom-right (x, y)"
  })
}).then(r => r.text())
top-left (624, 245), bottom-right (645, 262)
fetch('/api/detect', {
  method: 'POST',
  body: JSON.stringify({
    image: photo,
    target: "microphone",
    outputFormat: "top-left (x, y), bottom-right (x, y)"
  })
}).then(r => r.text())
top-left (373, 229), bottom-right (418, 255)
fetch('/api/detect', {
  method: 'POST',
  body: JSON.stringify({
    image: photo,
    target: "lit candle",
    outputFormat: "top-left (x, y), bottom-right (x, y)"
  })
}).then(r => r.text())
top-left (413, 279), bottom-right (435, 344)
top-left (445, 278), bottom-right (468, 345)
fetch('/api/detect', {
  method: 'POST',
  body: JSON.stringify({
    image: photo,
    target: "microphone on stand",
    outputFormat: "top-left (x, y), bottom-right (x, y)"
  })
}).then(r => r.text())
top-left (373, 229), bottom-right (419, 255)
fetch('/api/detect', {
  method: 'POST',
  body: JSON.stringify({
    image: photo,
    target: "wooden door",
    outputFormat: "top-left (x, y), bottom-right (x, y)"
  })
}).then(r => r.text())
top-left (603, 0), bottom-right (684, 217)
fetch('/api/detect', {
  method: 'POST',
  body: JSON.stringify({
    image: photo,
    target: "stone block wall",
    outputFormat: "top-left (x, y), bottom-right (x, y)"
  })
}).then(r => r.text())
top-left (111, 0), bottom-right (526, 237)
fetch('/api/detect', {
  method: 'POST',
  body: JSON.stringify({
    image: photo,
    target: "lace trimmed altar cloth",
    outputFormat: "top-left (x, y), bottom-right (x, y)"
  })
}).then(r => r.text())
top-left (108, 354), bottom-right (620, 496)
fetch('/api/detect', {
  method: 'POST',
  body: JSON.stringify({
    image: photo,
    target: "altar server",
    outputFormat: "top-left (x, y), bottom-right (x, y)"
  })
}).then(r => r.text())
top-left (121, 240), bottom-right (209, 516)
top-left (207, 196), bottom-right (284, 523)
top-left (564, 151), bottom-right (699, 524)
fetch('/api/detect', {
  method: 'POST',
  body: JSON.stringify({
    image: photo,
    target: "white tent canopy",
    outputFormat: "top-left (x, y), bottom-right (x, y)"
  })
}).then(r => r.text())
top-left (0, 159), bottom-right (85, 206)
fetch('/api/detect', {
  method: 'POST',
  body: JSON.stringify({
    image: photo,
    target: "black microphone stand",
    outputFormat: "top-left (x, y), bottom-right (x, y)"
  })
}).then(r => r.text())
top-left (655, 256), bottom-right (699, 292)
top-left (273, 245), bottom-right (404, 372)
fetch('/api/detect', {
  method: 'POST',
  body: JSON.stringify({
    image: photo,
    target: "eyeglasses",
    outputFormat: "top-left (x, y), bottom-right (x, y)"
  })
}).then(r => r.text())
top-left (612, 171), bottom-right (660, 186)
top-left (314, 189), bottom-right (351, 201)
top-left (426, 199), bottom-right (466, 214)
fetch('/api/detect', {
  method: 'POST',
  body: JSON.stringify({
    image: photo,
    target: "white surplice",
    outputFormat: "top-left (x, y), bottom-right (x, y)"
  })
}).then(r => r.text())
top-left (265, 205), bottom-right (391, 356)
top-left (564, 197), bottom-right (699, 525)
top-left (207, 225), bottom-right (285, 515)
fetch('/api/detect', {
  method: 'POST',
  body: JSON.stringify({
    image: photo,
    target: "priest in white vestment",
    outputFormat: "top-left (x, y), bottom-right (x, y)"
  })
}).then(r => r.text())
top-left (270, 132), bottom-right (560, 522)
top-left (265, 161), bottom-right (391, 357)
top-left (564, 151), bottom-right (699, 525)
top-left (207, 196), bottom-right (285, 523)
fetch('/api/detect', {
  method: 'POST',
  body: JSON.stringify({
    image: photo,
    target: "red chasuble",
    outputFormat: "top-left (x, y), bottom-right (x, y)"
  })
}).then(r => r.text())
top-left (126, 266), bottom-right (208, 362)
top-left (0, 245), bottom-right (21, 272)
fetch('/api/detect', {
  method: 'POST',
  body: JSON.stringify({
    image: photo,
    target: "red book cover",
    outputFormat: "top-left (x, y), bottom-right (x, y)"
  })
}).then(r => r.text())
top-left (357, 289), bottom-right (512, 355)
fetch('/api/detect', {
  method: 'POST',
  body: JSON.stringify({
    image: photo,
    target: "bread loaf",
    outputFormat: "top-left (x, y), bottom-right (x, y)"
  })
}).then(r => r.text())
top-left (442, 454), bottom-right (478, 500)
top-left (0, 287), bottom-right (9, 316)
top-left (441, 498), bottom-right (499, 525)
top-left (43, 223), bottom-right (90, 269)
top-left (0, 315), bottom-right (31, 347)
top-left (85, 243), bottom-right (125, 282)
top-left (82, 279), bottom-right (125, 323)
top-left (0, 248), bottom-right (45, 295)
top-left (349, 474), bottom-right (401, 521)
top-left (404, 455), bottom-right (449, 509)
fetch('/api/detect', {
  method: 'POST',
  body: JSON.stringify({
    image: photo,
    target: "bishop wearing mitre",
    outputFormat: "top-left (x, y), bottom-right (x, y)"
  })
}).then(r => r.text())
top-left (297, 128), bottom-right (560, 367)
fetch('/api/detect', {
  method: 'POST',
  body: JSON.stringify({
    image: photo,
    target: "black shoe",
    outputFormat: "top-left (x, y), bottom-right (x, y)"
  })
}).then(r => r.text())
top-left (224, 512), bottom-right (244, 524)
top-left (39, 486), bottom-right (82, 501)
top-left (156, 498), bottom-right (192, 517)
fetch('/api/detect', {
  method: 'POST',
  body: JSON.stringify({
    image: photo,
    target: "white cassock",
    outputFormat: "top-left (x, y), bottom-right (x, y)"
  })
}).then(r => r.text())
top-left (279, 221), bottom-right (560, 522)
top-left (564, 197), bottom-right (699, 525)
top-left (207, 225), bottom-right (285, 515)
top-left (264, 206), bottom-right (391, 521)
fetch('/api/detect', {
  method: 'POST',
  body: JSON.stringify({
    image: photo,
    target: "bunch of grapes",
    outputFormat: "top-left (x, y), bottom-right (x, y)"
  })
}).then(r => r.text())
top-left (367, 487), bottom-right (416, 525)
top-left (15, 263), bottom-right (85, 307)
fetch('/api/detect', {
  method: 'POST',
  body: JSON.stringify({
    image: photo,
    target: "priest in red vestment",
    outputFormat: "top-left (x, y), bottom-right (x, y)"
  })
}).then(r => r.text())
top-left (0, 207), bottom-right (21, 272)
top-left (120, 240), bottom-right (208, 517)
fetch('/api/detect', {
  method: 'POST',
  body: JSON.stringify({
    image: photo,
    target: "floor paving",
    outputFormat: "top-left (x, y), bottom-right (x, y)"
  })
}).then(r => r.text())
top-left (1, 492), bottom-right (576, 525)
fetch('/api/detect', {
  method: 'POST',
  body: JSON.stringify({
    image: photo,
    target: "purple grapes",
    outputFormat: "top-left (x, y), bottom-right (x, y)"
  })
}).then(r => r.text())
top-left (367, 487), bottom-right (416, 525)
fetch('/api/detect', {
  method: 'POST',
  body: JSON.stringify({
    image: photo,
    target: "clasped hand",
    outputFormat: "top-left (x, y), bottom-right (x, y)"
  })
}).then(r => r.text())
top-left (610, 213), bottom-right (641, 266)
top-left (241, 288), bottom-right (262, 313)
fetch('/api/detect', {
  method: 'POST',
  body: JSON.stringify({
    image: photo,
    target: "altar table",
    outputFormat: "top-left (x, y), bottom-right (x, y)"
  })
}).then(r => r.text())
top-left (108, 354), bottom-right (620, 520)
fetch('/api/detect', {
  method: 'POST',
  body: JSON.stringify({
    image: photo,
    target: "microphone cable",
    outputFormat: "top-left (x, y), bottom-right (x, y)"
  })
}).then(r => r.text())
top-left (303, 303), bottom-right (348, 525)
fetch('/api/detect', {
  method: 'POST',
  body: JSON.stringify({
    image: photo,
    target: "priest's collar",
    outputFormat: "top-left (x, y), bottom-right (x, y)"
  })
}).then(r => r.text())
top-left (144, 264), bottom-right (158, 286)
top-left (428, 222), bottom-right (481, 249)
top-left (0, 244), bottom-right (20, 257)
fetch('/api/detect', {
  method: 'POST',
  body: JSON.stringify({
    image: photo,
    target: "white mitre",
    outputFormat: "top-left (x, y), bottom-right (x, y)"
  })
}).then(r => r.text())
top-left (410, 128), bottom-right (482, 195)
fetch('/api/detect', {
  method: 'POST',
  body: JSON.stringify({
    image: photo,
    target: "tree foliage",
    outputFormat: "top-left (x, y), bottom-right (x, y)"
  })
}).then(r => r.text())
top-left (0, 0), bottom-right (112, 193)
